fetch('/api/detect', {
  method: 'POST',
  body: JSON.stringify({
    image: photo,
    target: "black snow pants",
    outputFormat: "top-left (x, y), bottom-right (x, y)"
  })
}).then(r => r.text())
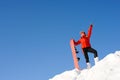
top-left (82, 47), bottom-right (98, 63)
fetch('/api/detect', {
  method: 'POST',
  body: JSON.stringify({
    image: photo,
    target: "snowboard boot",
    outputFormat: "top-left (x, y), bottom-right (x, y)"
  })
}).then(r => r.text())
top-left (86, 63), bottom-right (91, 69)
top-left (94, 57), bottom-right (99, 65)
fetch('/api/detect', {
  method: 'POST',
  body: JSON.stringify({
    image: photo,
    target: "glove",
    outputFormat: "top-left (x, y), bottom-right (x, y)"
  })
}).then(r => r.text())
top-left (90, 24), bottom-right (93, 27)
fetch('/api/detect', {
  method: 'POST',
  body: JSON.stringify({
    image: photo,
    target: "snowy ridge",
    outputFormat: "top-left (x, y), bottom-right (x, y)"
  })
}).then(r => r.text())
top-left (49, 51), bottom-right (120, 80)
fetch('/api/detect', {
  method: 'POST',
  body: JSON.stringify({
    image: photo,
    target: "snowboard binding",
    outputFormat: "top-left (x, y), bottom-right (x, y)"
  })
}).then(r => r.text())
top-left (77, 57), bottom-right (80, 61)
top-left (75, 47), bottom-right (79, 54)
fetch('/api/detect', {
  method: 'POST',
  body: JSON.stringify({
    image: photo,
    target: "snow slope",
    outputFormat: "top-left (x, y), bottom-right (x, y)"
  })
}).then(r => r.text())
top-left (49, 51), bottom-right (120, 80)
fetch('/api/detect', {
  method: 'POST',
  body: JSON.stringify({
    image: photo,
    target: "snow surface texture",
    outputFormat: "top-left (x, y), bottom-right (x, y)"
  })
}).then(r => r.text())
top-left (49, 51), bottom-right (120, 80)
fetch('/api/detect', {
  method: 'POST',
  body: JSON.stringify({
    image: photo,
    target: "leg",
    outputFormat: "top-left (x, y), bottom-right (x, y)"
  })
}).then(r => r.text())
top-left (87, 47), bottom-right (98, 58)
top-left (87, 47), bottom-right (99, 64)
top-left (83, 48), bottom-right (90, 63)
top-left (83, 48), bottom-right (91, 69)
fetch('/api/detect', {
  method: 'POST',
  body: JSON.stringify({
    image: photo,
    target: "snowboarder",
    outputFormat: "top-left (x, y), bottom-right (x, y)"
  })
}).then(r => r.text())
top-left (73, 24), bottom-right (99, 69)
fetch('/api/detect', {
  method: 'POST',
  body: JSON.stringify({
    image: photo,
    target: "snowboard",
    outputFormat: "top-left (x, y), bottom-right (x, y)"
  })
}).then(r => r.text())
top-left (70, 39), bottom-right (80, 70)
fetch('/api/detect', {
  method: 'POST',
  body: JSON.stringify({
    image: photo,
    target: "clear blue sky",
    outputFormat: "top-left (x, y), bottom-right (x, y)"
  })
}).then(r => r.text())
top-left (0, 0), bottom-right (120, 80)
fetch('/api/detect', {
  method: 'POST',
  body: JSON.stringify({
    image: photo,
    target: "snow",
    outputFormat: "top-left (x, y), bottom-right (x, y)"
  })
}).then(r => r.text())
top-left (49, 51), bottom-right (120, 80)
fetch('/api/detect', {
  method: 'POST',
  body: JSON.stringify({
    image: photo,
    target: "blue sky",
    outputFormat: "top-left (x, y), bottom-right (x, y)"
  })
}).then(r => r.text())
top-left (0, 0), bottom-right (120, 80)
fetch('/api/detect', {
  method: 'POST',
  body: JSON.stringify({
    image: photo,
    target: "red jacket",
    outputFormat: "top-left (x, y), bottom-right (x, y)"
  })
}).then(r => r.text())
top-left (74, 25), bottom-right (93, 48)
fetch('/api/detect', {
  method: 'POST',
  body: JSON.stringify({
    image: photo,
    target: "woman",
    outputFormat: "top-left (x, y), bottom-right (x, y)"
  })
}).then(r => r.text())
top-left (74, 24), bottom-right (99, 69)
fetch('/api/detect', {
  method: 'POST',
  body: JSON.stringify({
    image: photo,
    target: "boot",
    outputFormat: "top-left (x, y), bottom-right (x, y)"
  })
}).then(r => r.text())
top-left (94, 57), bottom-right (99, 65)
top-left (86, 63), bottom-right (91, 69)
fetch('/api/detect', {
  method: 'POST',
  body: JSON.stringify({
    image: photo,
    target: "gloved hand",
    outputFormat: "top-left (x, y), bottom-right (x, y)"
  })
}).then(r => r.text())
top-left (90, 24), bottom-right (93, 27)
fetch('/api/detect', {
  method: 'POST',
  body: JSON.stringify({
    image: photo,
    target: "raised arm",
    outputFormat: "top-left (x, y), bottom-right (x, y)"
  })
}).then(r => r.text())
top-left (87, 24), bottom-right (93, 38)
